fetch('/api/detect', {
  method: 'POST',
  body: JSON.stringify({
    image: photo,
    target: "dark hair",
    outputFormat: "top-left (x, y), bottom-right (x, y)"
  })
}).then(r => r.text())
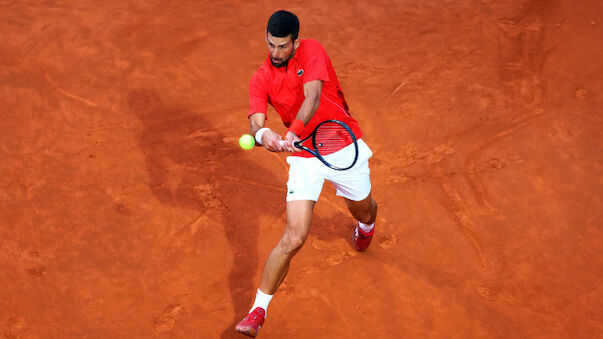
top-left (267, 10), bottom-right (300, 41)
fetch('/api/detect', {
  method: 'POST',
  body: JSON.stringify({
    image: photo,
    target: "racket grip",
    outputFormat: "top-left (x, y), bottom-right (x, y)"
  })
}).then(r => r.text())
top-left (279, 140), bottom-right (302, 152)
top-left (278, 140), bottom-right (291, 152)
top-left (280, 140), bottom-right (302, 148)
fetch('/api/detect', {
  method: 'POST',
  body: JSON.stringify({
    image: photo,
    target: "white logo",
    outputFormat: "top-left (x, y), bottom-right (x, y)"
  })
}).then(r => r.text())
top-left (297, 69), bottom-right (304, 76)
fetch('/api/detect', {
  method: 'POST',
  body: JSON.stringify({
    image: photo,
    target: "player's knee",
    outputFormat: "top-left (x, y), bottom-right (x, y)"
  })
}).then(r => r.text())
top-left (279, 232), bottom-right (306, 255)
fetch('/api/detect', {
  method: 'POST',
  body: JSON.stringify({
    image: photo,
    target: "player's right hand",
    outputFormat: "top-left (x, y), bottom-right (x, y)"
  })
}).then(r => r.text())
top-left (261, 129), bottom-right (288, 152)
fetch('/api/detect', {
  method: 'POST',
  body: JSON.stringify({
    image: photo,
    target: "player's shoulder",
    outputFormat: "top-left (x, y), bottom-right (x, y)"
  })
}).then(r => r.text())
top-left (250, 59), bottom-right (272, 82)
top-left (300, 38), bottom-right (326, 51)
top-left (298, 38), bottom-right (329, 60)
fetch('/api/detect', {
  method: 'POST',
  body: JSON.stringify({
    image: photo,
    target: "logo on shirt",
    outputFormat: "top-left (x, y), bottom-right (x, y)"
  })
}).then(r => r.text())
top-left (297, 69), bottom-right (304, 77)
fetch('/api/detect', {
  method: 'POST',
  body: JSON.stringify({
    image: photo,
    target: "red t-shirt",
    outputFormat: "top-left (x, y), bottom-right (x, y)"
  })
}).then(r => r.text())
top-left (249, 39), bottom-right (362, 157)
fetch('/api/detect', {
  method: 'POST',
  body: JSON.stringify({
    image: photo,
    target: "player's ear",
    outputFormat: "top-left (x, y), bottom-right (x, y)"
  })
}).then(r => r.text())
top-left (293, 38), bottom-right (300, 49)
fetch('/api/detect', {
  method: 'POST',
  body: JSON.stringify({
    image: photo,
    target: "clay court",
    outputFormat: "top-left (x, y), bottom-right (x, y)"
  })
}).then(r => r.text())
top-left (1, 0), bottom-right (602, 337)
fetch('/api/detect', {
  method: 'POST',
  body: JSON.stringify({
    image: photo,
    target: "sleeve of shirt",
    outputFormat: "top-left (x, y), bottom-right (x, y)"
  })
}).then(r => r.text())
top-left (248, 70), bottom-right (268, 118)
top-left (301, 41), bottom-right (330, 84)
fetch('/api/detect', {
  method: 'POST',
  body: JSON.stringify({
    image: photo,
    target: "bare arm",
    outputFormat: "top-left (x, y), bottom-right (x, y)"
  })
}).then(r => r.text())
top-left (249, 112), bottom-right (287, 152)
top-left (250, 80), bottom-right (322, 153)
top-left (249, 112), bottom-right (266, 137)
top-left (295, 80), bottom-right (323, 124)
top-left (284, 80), bottom-right (323, 151)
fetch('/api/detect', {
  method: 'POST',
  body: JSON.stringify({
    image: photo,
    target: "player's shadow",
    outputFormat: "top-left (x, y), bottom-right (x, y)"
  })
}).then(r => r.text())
top-left (127, 89), bottom-right (282, 338)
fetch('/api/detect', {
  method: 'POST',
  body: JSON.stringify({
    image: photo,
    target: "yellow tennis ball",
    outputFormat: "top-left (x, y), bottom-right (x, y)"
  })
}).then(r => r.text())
top-left (239, 134), bottom-right (255, 150)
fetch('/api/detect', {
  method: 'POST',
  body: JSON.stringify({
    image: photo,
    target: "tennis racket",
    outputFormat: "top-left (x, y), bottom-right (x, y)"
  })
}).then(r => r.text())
top-left (281, 119), bottom-right (359, 170)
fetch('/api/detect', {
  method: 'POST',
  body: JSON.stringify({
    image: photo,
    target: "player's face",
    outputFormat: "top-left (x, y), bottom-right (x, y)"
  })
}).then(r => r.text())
top-left (266, 33), bottom-right (299, 68)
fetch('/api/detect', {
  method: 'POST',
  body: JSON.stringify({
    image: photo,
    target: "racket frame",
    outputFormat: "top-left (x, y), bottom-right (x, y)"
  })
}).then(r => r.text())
top-left (293, 119), bottom-right (359, 171)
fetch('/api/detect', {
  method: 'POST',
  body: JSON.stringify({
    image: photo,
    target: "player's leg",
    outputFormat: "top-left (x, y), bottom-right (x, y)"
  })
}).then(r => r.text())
top-left (259, 199), bottom-right (314, 294)
top-left (235, 200), bottom-right (314, 337)
top-left (329, 139), bottom-right (377, 251)
top-left (345, 192), bottom-right (378, 252)
top-left (236, 156), bottom-right (324, 337)
top-left (344, 192), bottom-right (377, 225)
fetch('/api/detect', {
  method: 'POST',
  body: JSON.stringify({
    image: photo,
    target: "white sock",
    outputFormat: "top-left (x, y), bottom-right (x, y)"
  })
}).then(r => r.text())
top-left (358, 221), bottom-right (374, 233)
top-left (250, 289), bottom-right (273, 317)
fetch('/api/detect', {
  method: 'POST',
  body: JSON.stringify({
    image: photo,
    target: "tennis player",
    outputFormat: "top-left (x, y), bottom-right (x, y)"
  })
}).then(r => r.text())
top-left (236, 10), bottom-right (378, 337)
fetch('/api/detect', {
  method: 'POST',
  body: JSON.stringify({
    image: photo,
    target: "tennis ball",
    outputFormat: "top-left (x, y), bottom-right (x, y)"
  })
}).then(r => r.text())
top-left (239, 134), bottom-right (255, 150)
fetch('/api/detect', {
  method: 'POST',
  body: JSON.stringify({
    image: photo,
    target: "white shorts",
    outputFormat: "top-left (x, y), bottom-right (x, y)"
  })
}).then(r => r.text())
top-left (286, 139), bottom-right (373, 202)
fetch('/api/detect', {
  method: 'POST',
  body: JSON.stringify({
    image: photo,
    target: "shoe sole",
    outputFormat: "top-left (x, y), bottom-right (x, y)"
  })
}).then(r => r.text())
top-left (354, 244), bottom-right (368, 252)
top-left (235, 325), bottom-right (259, 338)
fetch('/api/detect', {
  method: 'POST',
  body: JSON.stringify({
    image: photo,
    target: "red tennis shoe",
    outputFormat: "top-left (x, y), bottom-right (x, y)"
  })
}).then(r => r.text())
top-left (235, 307), bottom-right (265, 338)
top-left (353, 223), bottom-right (374, 252)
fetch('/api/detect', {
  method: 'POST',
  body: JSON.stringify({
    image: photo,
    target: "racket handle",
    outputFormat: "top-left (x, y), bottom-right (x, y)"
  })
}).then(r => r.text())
top-left (279, 140), bottom-right (302, 147)
top-left (278, 140), bottom-right (291, 152)
top-left (279, 140), bottom-right (302, 151)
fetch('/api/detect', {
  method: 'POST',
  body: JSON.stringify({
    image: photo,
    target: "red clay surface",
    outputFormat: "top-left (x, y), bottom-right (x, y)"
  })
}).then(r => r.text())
top-left (1, 0), bottom-right (602, 338)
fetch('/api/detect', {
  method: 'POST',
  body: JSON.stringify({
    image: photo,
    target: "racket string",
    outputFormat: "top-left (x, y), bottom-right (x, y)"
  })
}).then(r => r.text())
top-left (315, 124), bottom-right (353, 155)
top-left (313, 122), bottom-right (356, 169)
